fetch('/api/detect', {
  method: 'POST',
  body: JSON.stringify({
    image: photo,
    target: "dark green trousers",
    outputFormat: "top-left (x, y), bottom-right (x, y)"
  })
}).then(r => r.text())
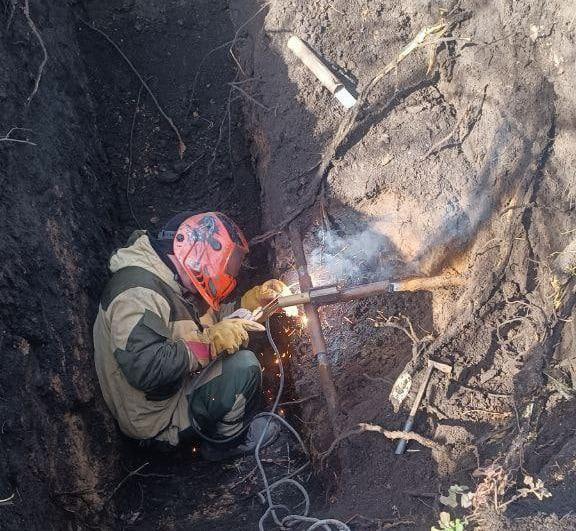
top-left (183, 350), bottom-right (262, 441)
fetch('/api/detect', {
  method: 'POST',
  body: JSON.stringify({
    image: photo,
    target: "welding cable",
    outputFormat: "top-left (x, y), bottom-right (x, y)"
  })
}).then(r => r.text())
top-left (255, 319), bottom-right (350, 531)
top-left (184, 316), bottom-right (349, 530)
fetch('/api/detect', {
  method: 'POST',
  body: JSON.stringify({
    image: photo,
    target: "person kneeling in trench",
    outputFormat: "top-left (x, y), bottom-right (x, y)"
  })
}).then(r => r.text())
top-left (93, 211), bottom-right (286, 460)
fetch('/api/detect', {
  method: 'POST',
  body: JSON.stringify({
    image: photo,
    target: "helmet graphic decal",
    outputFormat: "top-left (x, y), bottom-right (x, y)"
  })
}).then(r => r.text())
top-left (172, 212), bottom-right (249, 310)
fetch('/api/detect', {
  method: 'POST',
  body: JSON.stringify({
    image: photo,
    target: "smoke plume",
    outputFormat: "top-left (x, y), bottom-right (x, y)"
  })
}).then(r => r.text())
top-left (308, 226), bottom-right (399, 285)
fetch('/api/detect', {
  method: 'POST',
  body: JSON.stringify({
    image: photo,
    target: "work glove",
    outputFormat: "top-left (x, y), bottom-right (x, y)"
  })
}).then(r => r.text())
top-left (240, 280), bottom-right (291, 312)
top-left (204, 318), bottom-right (265, 356)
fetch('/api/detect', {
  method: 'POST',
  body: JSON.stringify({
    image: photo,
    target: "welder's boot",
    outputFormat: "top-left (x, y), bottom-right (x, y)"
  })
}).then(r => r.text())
top-left (200, 416), bottom-right (281, 462)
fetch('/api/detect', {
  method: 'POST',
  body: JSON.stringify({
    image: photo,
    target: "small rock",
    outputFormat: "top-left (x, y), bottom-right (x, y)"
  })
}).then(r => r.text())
top-left (480, 368), bottom-right (498, 384)
top-left (156, 170), bottom-right (181, 184)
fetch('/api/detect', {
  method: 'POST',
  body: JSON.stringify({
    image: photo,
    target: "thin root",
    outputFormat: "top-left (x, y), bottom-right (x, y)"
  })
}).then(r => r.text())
top-left (80, 20), bottom-right (186, 158)
top-left (0, 127), bottom-right (36, 145)
top-left (250, 20), bottom-right (450, 245)
top-left (22, 0), bottom-right (48, 106)
top-left (320, 422), bottom-right (442, 465)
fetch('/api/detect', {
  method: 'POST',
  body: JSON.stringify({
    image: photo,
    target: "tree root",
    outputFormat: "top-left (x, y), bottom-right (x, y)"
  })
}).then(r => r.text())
top-left (22, 0), bottom-right (48, 106)
top-left (319, 422), bottom-right (442, 466)
top-left (80, 19), bottom-right (186, 158)
top-left (250, 18), bottom-right (463, 245)
top-left (0, 127), bottom-right (35, 145)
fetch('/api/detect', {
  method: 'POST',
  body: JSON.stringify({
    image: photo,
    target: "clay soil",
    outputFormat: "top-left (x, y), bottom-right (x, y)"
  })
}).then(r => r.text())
top-left (1, 0), bottom-right (576, 530)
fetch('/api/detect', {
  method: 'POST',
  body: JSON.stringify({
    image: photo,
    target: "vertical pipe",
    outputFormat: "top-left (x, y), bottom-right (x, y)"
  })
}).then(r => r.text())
top-left (288, 224), bottom-right (340, 434)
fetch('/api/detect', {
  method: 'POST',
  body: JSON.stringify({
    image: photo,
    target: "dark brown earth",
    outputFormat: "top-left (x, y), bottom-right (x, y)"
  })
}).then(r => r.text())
top-left (1, 0), bottom-right (576, 530)
top-left (235, 0), bottom-right (576, 528)
top-left (1, 0), bottom-right (275, 529)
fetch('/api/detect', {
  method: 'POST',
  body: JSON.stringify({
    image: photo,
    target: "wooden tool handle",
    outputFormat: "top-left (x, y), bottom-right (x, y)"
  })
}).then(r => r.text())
top-left (287, 36), bottom-right (341, 94)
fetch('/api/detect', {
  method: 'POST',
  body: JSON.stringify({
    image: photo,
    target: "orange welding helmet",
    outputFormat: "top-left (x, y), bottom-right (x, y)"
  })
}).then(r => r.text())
top-left (172, 212), bottom-right (249, 310)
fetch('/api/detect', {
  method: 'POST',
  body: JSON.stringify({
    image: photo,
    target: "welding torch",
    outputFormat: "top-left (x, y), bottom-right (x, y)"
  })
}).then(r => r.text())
top-left (254, 274), bottom-right (464, 322)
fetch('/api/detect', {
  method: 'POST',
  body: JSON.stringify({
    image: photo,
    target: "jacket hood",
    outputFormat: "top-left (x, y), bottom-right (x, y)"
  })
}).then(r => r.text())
top-left (109, 233), bottom-right (182, 294)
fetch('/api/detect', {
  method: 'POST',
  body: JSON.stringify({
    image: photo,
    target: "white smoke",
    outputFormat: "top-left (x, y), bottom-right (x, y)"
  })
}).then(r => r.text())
top-left (308, 226), bottom-right (399, 285)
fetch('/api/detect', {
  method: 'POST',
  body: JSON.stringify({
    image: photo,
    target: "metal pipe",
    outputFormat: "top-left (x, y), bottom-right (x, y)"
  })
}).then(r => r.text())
top-left (288, 224), bottom-right (340, 435)
top-left (275, 274), bottom-right (464, 309)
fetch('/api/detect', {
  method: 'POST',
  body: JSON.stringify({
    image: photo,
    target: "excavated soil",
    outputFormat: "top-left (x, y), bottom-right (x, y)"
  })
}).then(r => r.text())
top-left (1, 0), bottom-right (576, 530)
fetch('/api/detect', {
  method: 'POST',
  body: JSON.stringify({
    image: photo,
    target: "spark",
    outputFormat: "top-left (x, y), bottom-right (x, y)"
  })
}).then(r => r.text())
top-left (278, 282), bottom-right (299, 317)
top-left (284, 305), bottom-right (299, 317)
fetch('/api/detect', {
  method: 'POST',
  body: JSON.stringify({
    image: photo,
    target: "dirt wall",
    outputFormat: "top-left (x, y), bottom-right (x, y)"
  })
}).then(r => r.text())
top-left (234, 0), bottom-right (576, 527)
top-left (0, 2), bottom-right (121, 527)
top-left (1, 0), bottom-right (575, 528)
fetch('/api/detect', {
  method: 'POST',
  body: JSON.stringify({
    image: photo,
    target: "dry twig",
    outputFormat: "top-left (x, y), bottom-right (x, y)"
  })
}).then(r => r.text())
top-left (320, 422), bottom-right (441, 465)
top-left (0, 492), bottom-right (15, 505)
top-left (278, 394), bottom-right (320, 407)
top-left (228, 465), bottom-right (258, 489)
top-left (228, 3), bottom-right (270, 75)
top-left (229, 82), bottom-right (270, 111)
top-left (6, 0), bottom-right (16, 31)
top-left (22, 0), bottom-right (48, 106)
top-left (422, 105), bottom-right (472, 159)
top-left (0, 127), bottom-right (36, 145)
top-left (422, 84), bottom-right (487, 159)
top-left (80, 20), bottom-right (186, 158)
top-left (373, 312), bottom-right (433, 360)
top-left (126, 84), bottom-right (143, 228)
top-left (207, 87), bottom-right (240, 175)
top-left (105, 462), bottom-right (149, 504)
top-left (185, 39), bottom-right (234, 116)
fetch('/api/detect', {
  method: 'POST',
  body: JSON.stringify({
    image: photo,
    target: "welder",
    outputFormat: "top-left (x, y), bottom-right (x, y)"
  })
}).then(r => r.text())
top-left (93, 211), bottom-right (287, 460)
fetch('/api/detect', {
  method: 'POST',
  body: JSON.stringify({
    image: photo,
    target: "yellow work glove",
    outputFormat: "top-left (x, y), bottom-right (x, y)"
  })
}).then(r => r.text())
top-left (204, 319), bottom-right (265, 356)
top-left (240, 280), bottom-right (290, 312)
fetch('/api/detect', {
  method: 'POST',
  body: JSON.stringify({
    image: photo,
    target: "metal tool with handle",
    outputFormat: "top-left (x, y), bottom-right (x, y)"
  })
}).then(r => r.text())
top-left (395, 359), bottom-right (452, 455)
top-left (253, 275), bottom-right (464, 323)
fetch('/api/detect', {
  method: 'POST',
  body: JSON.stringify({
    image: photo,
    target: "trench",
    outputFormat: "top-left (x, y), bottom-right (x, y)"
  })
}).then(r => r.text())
top-left (78, 1), bottom-right (299, 528)
top-left (5, 0), bottom-right (575, 529)
top-left (79, 0), bottom-right (442, 515)
top-left (0, 1), bottom-right (438, 528)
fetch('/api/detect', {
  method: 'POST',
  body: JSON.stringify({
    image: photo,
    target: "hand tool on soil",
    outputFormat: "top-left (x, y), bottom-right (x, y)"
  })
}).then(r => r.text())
top-left (395, 359), bottom-right (453, 455)
top-left (253, 274), bottom-right (464, 322)
top-left (287, 35), bottom-right (357, 109)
